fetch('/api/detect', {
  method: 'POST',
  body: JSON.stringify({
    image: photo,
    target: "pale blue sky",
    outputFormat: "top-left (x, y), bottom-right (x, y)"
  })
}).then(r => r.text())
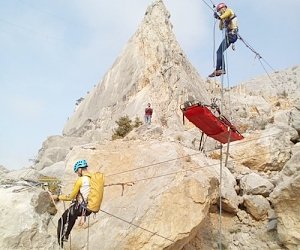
top-left (1, 0), bottom-right (299, 170)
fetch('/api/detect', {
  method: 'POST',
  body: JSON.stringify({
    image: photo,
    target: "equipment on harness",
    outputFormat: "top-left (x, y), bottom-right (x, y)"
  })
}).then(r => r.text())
top-left (214, 12), bottom-right (221, 19)
top-left (180, 100), bottom-right (244, 144)
top-left (224, 15), bottom-right (237, 30)
top-left (73, 160), bottom-right (88, 172)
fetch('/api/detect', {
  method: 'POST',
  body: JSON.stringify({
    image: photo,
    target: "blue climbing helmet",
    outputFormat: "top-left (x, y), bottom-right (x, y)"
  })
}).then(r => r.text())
top-left (73, 159), bottom-right (88, 172)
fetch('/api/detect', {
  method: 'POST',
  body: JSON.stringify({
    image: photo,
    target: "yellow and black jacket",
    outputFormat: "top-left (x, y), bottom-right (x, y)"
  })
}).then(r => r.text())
top-left (58, 173), bottom-right (91, 203)
top-left (219, 8), bottom-right (238, 32)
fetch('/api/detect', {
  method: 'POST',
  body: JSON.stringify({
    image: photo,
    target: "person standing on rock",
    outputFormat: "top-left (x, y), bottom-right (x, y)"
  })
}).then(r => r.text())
top-left (209, 2), bottom-right (238, 77)
top-left (52, 160), bottom-right (92, 248)
top-left (144, 103), bottom-right (153, 125)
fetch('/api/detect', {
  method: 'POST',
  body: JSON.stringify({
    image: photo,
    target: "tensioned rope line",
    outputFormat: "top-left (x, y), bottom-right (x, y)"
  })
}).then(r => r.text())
top-left (41, 147), bottom-right (292, 250)
top-left (100, 209), bottom-right (174, 243)
top-left (45, 147), bottom-right (289, 189)
top-left (237, 33), bottom-right (277, 85)
top-left (218, 26), bottom-right (230, 250)
top-left (95, 148), bottom-right (293, 249)
top-left (49, 127), bottom-right (297, 185)
top-left (16, 146), bottom-right (293, 248)
top-left (105, 127), bottom-right (295, 179)
top-left (18, 146), bottom-right (293, 192)
top-left (0, 17), bottom-right (63, 42)
top-left (17, 0), bottom-right (69, 23)
top-left (204, 1), bottom-right (282, 95)
top-left (238, 34), bottom-right (290, 94)
top-left (200, 0), bottom-right (215, 12)
top-left (106, 152), bottom-right (203, 178)
top-left (224, 30), bottom-right (232, 121)
top-left (33, 128), bottom-right (297, 187)
top-left (212, 20), bottom-right (217, 73)
top-left (105, 147), bottom-right (292, 186)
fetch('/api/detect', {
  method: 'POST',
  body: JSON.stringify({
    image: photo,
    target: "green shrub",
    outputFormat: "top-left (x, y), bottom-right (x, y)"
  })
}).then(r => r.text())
top-left (133, 116), bottom-right (143, 128)
top-left (112, 115), bottom-right (142, 140)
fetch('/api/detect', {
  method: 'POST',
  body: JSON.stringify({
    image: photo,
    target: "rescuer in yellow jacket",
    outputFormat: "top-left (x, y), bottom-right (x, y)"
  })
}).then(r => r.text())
top-left (209, 3), bottom-right (238, 77)
top-left (52, 159), bottom-right (92, 248)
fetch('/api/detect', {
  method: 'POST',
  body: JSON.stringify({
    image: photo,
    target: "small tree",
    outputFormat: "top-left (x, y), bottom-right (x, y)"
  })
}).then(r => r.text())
top-left (133, 116), bottom-right (143, 128)
top-left (112, 115), bottom-right (143, 140)
top-left (76, 97), bottom-right (84, 106)
top-left (112, 115), bottom-right (133, 140)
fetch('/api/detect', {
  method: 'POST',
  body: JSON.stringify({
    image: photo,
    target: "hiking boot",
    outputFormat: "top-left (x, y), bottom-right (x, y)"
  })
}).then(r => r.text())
top-left (208, 69), bottom-right (226, 77)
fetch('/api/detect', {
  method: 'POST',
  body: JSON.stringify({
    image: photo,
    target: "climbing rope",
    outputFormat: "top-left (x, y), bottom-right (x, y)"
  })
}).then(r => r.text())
top-left (100, 209), bottom-right (174, 243)
top-left (106, 147), bottom-right (292, 186)
top-left (45, 128), bottom-right (296, 185)
top-left (11, 140), bottom-right (293, 249)
top-left (87, 216), bottom-right (90, 250)
top-left (106, 151), bottom-right (203, 178)
top-left (200, 0), bottom-right (215, 12)
top-left (218, 144), bottom-right (223, 250)
top-left (237, 33), bottom-right (277, 85)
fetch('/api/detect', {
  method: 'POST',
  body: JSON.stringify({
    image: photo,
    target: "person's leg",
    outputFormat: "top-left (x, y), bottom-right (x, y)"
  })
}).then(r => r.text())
top-left (146, 115), bottom-right (150, 124)
top-left (209, 32), bottom-right (237, 77)
top-left (57, 207), bottom-right (72, 247)
top-left (216, 37), bottom-right (230, 70)
top-left (63, 204), bottom-right (81, 239)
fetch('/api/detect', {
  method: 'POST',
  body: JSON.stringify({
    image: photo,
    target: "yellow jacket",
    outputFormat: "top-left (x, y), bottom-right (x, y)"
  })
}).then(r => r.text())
top-left (219, 8), bottom-right (238, 31)
top-left (58, 173), bottom-right (91, 202)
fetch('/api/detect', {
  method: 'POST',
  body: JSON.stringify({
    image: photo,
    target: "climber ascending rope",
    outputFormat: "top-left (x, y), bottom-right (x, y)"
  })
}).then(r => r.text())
top-left (200, 0), bottom-right (276, 81)
top-left (209, 2), bottom-right (238, 77)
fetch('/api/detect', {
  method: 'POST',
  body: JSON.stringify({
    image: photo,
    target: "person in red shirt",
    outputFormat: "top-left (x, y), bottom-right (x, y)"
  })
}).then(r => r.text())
top-left (144, 103), bottom-right (153, 125)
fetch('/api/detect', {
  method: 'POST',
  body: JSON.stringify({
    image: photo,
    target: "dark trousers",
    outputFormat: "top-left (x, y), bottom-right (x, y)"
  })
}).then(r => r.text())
top-left (57, 202), bottom-right (91, 247)
top-left (216, 32), bottom-right (238, 70)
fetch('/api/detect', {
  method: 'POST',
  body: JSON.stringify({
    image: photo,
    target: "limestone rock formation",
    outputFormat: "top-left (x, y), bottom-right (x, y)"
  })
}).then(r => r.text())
top-left (1, 1), bottom-right (299, 250)
top-left (34, 135), bottom-right (91, 170)
top-left (62, 0), bottom-right (211, 140)
top-left (49, 139), bottom-right (221, 250)
top-left (270, 144), bottom-right (300, 248)
top-left (0, 186), bottom-right (56, 249)
top-left (240, 172), bottom-right (274, 197)
top-left (0, 165), bottom-right (8, 177)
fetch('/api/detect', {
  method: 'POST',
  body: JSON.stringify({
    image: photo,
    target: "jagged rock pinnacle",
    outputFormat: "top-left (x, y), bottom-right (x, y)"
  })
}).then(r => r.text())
top-left (63, 0), bottom-right (210, 139)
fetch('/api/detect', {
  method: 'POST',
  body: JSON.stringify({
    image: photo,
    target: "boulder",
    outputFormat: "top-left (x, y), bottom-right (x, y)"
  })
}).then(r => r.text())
top-left (270, 147), bottom-right (300, 249)
top-left (240, 172), bottom-right (274, 197)
top-left (0, 186), bottom-right (56, 249)
top-left (34, 135), bottom-right (91, 170)
top-left (243, 195), bottom-right (271, 221)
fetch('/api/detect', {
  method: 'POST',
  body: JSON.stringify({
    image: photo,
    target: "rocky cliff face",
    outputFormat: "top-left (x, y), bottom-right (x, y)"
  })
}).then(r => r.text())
top-left (1, 1), bottom-right (300, 249)
top-left (62, 0), bottom-right (210, 140)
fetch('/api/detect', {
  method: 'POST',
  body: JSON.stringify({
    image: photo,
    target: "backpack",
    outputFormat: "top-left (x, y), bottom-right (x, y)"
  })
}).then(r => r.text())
top-left (87, 172), bottom-right (104, 213)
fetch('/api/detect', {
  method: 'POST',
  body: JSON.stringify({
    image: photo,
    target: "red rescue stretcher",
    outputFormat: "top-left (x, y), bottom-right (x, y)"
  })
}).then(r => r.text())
top-left (181, 102), bottom-right (244, 144)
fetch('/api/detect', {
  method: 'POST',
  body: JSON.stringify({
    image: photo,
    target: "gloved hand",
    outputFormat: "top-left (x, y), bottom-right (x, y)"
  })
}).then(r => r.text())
top-left (214, 12), bottom-right (220, 20)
